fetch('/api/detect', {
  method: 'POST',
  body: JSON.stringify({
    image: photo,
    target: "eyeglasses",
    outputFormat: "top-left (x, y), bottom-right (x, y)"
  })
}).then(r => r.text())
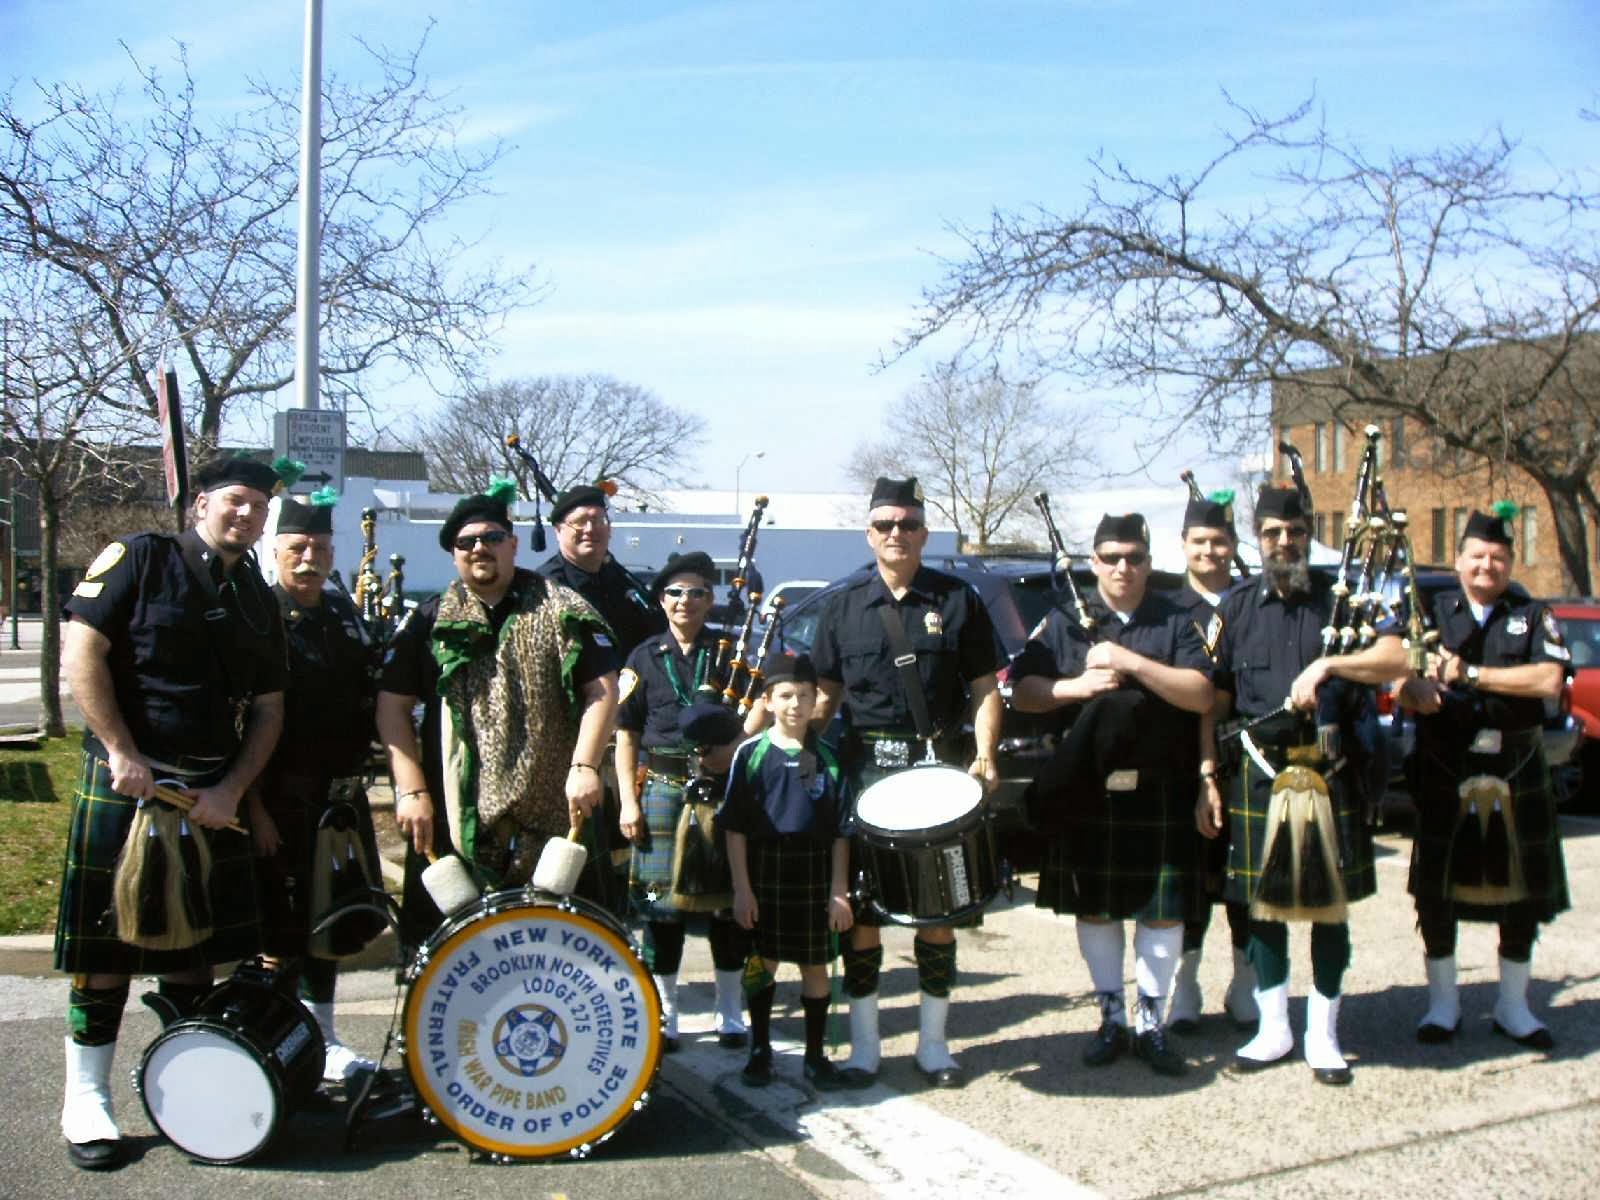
top-left (1259, 525), bottom-right (1309, 542)
top-left (560, 516), bottom-right (609, 532)
top-left (453, 529), bottom-right (511, 552)
top-left (1095, 551), bottom-right (1148, 567)
top-left (871, 518), bottom-right (925, 534)
top-left (661, 586), bottom-right (712, 600)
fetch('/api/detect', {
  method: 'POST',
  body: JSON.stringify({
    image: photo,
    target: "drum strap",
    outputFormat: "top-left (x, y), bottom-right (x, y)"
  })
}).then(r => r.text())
top-left (876, 605), bottom-right (938, 741)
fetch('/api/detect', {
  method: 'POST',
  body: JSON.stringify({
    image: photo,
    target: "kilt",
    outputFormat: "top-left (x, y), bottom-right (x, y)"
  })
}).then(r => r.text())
top-left (1221, 744), bottom-right (1375, 911)
top-left (1034, 765), bottom-right (1199, 921)
top-left (1408, 725), bottom-right (1569, 923)
top-left (848, 756), bottom-right (982, 930)
top-left (54, 749), bottom-right (261, 975)
top-left (256, 773), bottom-right (379, 958)
top-left (747, 835), bottom-right (835, 965)
top-left (629, 769), bottom-right (700, 921)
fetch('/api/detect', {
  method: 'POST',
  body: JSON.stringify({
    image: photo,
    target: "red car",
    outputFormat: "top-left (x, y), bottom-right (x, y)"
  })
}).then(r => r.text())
top-left (1550, 600), bottom-right (1600, 810)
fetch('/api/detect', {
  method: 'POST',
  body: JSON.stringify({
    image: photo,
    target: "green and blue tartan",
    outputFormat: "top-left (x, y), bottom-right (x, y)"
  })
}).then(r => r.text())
top-left (746, 835), bottom-right (836, 965)
top-left (54, 748), bottom-right (261, 975)
top-left (630, 770), bottom-right (689, 919)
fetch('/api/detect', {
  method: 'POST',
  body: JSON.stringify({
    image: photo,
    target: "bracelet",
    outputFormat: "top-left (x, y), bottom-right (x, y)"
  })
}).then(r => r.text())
top-left (1199, 769), bottom-right (1217, 782)
top-left (570, 762), bottom-right (597, 773)
top-left (398, 788), bottom-right (429, 801)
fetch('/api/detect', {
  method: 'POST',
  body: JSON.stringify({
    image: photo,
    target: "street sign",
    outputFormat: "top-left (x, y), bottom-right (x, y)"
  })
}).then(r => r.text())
top-left (273, 409), bottom-right (346, 495)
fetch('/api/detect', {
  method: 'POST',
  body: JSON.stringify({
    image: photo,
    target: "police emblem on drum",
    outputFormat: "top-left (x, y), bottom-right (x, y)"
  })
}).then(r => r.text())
top-left (494, 1005), bottom-right (568, 1077)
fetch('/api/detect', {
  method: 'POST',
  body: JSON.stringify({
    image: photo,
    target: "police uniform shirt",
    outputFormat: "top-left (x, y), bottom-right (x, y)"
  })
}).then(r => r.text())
top-left (1426, 588), bottom-right (1570, 731)
top-left (273, 584), bottom-right (375, 777)
top-left (616, 628), bottom-right (722, 750)
top-left (719, 731), bottom-right (851, 842)
top-left (65, 529), bottom-right (287, 762)
top-left (1211, 572), bottom-right (1338, 719)
top-left (536, 551), bottom-right (666, 656)
top-left (1174, 581), bottom-right (1226, 663)
top-left (808, 565), bottom-right (1005, 734)
top-left (1013, 588), bottom-right (1210, 694)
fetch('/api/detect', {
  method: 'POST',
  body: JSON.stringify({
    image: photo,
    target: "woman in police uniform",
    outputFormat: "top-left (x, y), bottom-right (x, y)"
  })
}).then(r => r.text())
top-left (616, 551), bottom-right (750, 1051)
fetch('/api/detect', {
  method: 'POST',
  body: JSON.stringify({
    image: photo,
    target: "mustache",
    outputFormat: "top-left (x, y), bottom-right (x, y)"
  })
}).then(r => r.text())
top-left (289, 565), bottom-right (327, 579)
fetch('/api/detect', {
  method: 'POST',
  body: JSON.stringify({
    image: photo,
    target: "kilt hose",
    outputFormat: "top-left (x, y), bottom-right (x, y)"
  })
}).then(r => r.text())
top-left (256, 773), bottom-right (379, 958)
top-left (848, 756), bottom-right (982, 930)
top-left (1220, 745), bottom-right (1375, 912)
top-left (1034, 765), bottom-right (1200, 921)
top-left (55, 750), bottom-right (261, 975)
top-left (1408, 725), bottom-right (1569, 924)
top-left (747, 835), bottom-right (836, 966)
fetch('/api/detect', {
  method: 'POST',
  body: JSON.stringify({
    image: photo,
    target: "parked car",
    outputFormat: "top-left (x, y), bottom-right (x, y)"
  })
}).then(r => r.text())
top-left (1549, 599), bottom-right (1600, 811)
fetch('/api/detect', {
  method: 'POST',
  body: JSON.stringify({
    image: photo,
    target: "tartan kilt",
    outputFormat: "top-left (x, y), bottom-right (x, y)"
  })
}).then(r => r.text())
top-left (1407, 726), bottom-right (1569, 923)
top-left (1221, 749), bottom-right (1375, 911)
top-left (1034, 766), bottom-right (1200, 921)
top-left (629, 770), bottom-right (701, 921)
top-left (748, 835), bottom-right (835, 965)
top-left (848, 757), bottom-right (983, 930)
top-left (55, 749), bottom-right (261, 975)
top-left (256, 773), bottom-right (379, 957)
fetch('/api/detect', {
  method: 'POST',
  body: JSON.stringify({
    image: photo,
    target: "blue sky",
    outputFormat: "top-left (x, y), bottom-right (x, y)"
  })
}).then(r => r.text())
top-left (8, 1), bottom-right (1597, 494)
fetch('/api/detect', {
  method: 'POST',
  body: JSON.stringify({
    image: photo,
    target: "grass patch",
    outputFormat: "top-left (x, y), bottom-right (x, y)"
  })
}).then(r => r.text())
top-left (0, 733), bottom-right (81, 935)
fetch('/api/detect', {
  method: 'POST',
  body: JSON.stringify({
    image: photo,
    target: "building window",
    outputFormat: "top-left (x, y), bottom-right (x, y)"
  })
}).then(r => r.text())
top-left (1330, 515), bottom-right (1345, 548)
top-left (1522, 507), bottom-right (1537, 566)
top-left (1332, 423), bottom-right (1347, 472)
top-left (1314, 513), bottom-right (1326, 543)
top-left (1453, 507), bottom-right (1469, 548)
top-left (1313, 424), bottom-right (1326, 473)
top-left (1431, 508), bottom-right (1446, 562)
top-left (1374, 425), bottom-right (1386, 471)
top-left (1391, 417), bottom-right (1407, 468)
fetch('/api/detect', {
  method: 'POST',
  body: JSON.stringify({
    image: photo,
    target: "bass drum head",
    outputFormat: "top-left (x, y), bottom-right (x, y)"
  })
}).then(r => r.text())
top-left (141, 1027), bottom-right (280, 1164)
top-left (404, 895), bottom-right (662, 1159)
top-left (856, 765), bottom-right (982, 836)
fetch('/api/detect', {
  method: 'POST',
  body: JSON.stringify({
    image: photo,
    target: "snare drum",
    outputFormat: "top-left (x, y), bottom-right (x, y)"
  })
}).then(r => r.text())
top-left (402, 890), bottom-right (662, 1160)
top-left (854, 764), bottom-right (999, 926)
top-left (138, 969), bottom-right (324, 1164)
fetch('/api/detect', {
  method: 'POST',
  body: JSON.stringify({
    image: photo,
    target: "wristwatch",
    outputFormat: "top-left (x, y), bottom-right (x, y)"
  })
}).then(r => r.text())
top-left (1464, 664), bottom-right (1481, 688)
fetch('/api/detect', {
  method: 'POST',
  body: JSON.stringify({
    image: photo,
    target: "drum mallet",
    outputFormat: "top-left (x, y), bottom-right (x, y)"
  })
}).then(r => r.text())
top-left (420, 850), bottom-right (481, 915)
top-left (532, 816), bottom-right (589, 896)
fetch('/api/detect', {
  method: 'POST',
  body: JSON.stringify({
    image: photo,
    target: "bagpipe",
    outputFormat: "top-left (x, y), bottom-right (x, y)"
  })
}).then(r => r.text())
top-left (701, 494), bottom-right (788, 713)
top-left (503, 433), bottom-right (561, 553)
top-left (1032, 490), bottom-right (1097, 638)
top-left (350, 508), bottom-right (407, 650)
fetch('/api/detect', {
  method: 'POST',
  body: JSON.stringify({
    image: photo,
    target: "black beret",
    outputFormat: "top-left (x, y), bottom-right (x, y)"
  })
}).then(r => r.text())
top-left (1093, 512), bottom-right (1150, 548)
top-left (652, 551), bottom-right (718, 599)
top-left (869, 476), bottom-right (925, 510)
top-left (193, 456), bottom-right (284, 497)
top-left (276, 497), bottom-right (333, 536)
top-left (763, 652), bottom-right (817, 688)
top-left (439, 493), bottom-right (514, 550)
top-left (1463, 507), bottom-right (1515, 546)
top-left (1255, 486), bottom-right (1311, 523)
top-left (1182, 493), bottom-right (1236, 535)
top-left (550, 485), bottom-right (609, 525)
top-left (677, 698), bottom-right (745, 747)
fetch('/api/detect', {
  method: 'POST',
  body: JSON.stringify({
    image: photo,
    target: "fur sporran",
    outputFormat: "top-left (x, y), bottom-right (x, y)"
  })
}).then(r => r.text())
top-left (112, 802), bottom-right (214, 950)
top-left (1250, 765), bottom-right (1349, 924)
top-left (670, 793), bottom-right (732, 912)
top-left (308, 802), bottom-right (388, 959)
top-left (1450, 776), bottom-right (1527, 906)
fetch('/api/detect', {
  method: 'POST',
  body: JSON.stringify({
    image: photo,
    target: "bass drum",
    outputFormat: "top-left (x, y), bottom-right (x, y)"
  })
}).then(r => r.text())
top-left (855, 764), bottom-right (999, 926)
top-left (402, 890), bottom-right (662, 1160)
top-left (138, 969), bottom-right (325, 1164)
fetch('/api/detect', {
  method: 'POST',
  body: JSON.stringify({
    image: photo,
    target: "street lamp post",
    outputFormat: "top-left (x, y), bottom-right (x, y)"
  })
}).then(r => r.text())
top-left (734, 450), bottom-right (765, 515)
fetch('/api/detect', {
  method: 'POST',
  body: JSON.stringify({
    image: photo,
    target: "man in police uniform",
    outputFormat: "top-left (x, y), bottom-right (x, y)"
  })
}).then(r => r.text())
top-left (57, 455), bottom-right (288, 1169)
top-left (250, 493), bottom-right (379, 1082)
top-left (1201, 485), bottom-right (1404, 1084)
top-left (1013, 513), bottom-right (1213, 1076)
top-left (1167, 492), bottom-right (1258, 1032)
top-left (809, 477), bottom-right (1004, 1088)
top-left (378, 483), bottom-right (620, 947)
top-left (536, 483), bottom-right (665, 656)
top-left (1399, 506), bottom-right (1570, 1050)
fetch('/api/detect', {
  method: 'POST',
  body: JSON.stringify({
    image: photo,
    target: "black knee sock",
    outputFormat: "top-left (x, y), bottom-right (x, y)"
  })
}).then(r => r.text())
top-left (748, 982), bottom-right (776, 1050)
top-left (1182, 910), bottom-right (1210, 954)
top-left (914, 938), bottom-right (957, 998)
top-left (1310, 922), bottom-right (1351, 997)
top-left (1225, 901), bottom-right (1251, 951)
top-left (649, 921), bottom-right (686, 975)
top-left (67, 980), bottom-right (130, 1046)
top-left (299, 957), bottom-right (337, 1005)
top-left (1499, 904), bottom-right (1540, 963)
top-left (708, 916), bottom-right (750, 972)
top-left (842, 943), bottom-right (882, 998)
top-left (803, 994), bottom-right (829, 1063)
top-left (1248, 920), bottom-right (1290, 989)
top-left (1416, 899), bottom-right (1457, 959)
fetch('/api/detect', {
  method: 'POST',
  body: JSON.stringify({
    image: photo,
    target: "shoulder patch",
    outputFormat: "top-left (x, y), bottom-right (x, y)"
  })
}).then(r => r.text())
top-left (618, 667), bottom-right (639, 703)
top-left (84, 541), bottom-right (126, 580)
top-left (592, 630), bottom-right (613, 648)
top-left (72, 580), bottom-right (105, 599)
top-left (1541, 609), bottom-right (1565, 643)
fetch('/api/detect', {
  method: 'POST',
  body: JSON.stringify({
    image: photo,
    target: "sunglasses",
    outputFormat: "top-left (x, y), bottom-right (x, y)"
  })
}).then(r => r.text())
top-left (1259, 525), bottom-right (1309, 542)
top-left (1095, 551), bottom-right (1149, 567)
top-left (453, 529), bottom-right (511, 552)
top-left (871, 518), bottom-right (925, 534)
top-left (662, 586), bottom-right (712, 600)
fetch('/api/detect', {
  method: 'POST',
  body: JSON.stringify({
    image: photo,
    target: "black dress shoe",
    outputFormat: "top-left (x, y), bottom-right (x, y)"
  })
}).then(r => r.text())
top-left (915, 1060), bottom-right (968, 1089)
top-left (66, 1138), bottom-right (127, 1171)
top-left (741, 1045), bottom-right (773, 1086)
top-left (804, 1057), bottom-right (849, 1091)
top-left (1416, 1020), bottom-right (1460, 1045)
top-left (1133, 1028), bottom-right (1188, 1077)
top-left (1312, 1064), bottom-right (1353, 1086)
top-left (1082, 1021), bottom-right (1128, 1068)
top-left (1229, 1048), bottom-right (1292, 1074)
top-left (835, 1065), bottom-right (877, 1089)
top-left (1493, 1020), bottom-right (1555, 1051)
top-left (718, 1030), bottom-right (749, 1050)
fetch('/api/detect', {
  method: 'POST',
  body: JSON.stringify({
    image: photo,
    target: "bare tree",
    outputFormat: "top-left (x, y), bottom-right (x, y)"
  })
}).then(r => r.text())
top-left (0, 29), bottom-right (537, 446)
top-left (897, 98), bottom-right (1600, 591)
top-left (850, 359), bottom-right (1091, 551)
top-left (416, 374), bottom-right (706, 508)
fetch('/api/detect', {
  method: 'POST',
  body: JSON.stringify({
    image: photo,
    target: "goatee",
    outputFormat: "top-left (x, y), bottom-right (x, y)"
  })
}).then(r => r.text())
top-left (1265, 557), bottom-right (1312, 597)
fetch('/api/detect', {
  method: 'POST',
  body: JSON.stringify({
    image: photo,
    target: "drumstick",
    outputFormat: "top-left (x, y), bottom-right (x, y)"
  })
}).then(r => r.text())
top-left (152, 783), bottom-right (247, 835)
